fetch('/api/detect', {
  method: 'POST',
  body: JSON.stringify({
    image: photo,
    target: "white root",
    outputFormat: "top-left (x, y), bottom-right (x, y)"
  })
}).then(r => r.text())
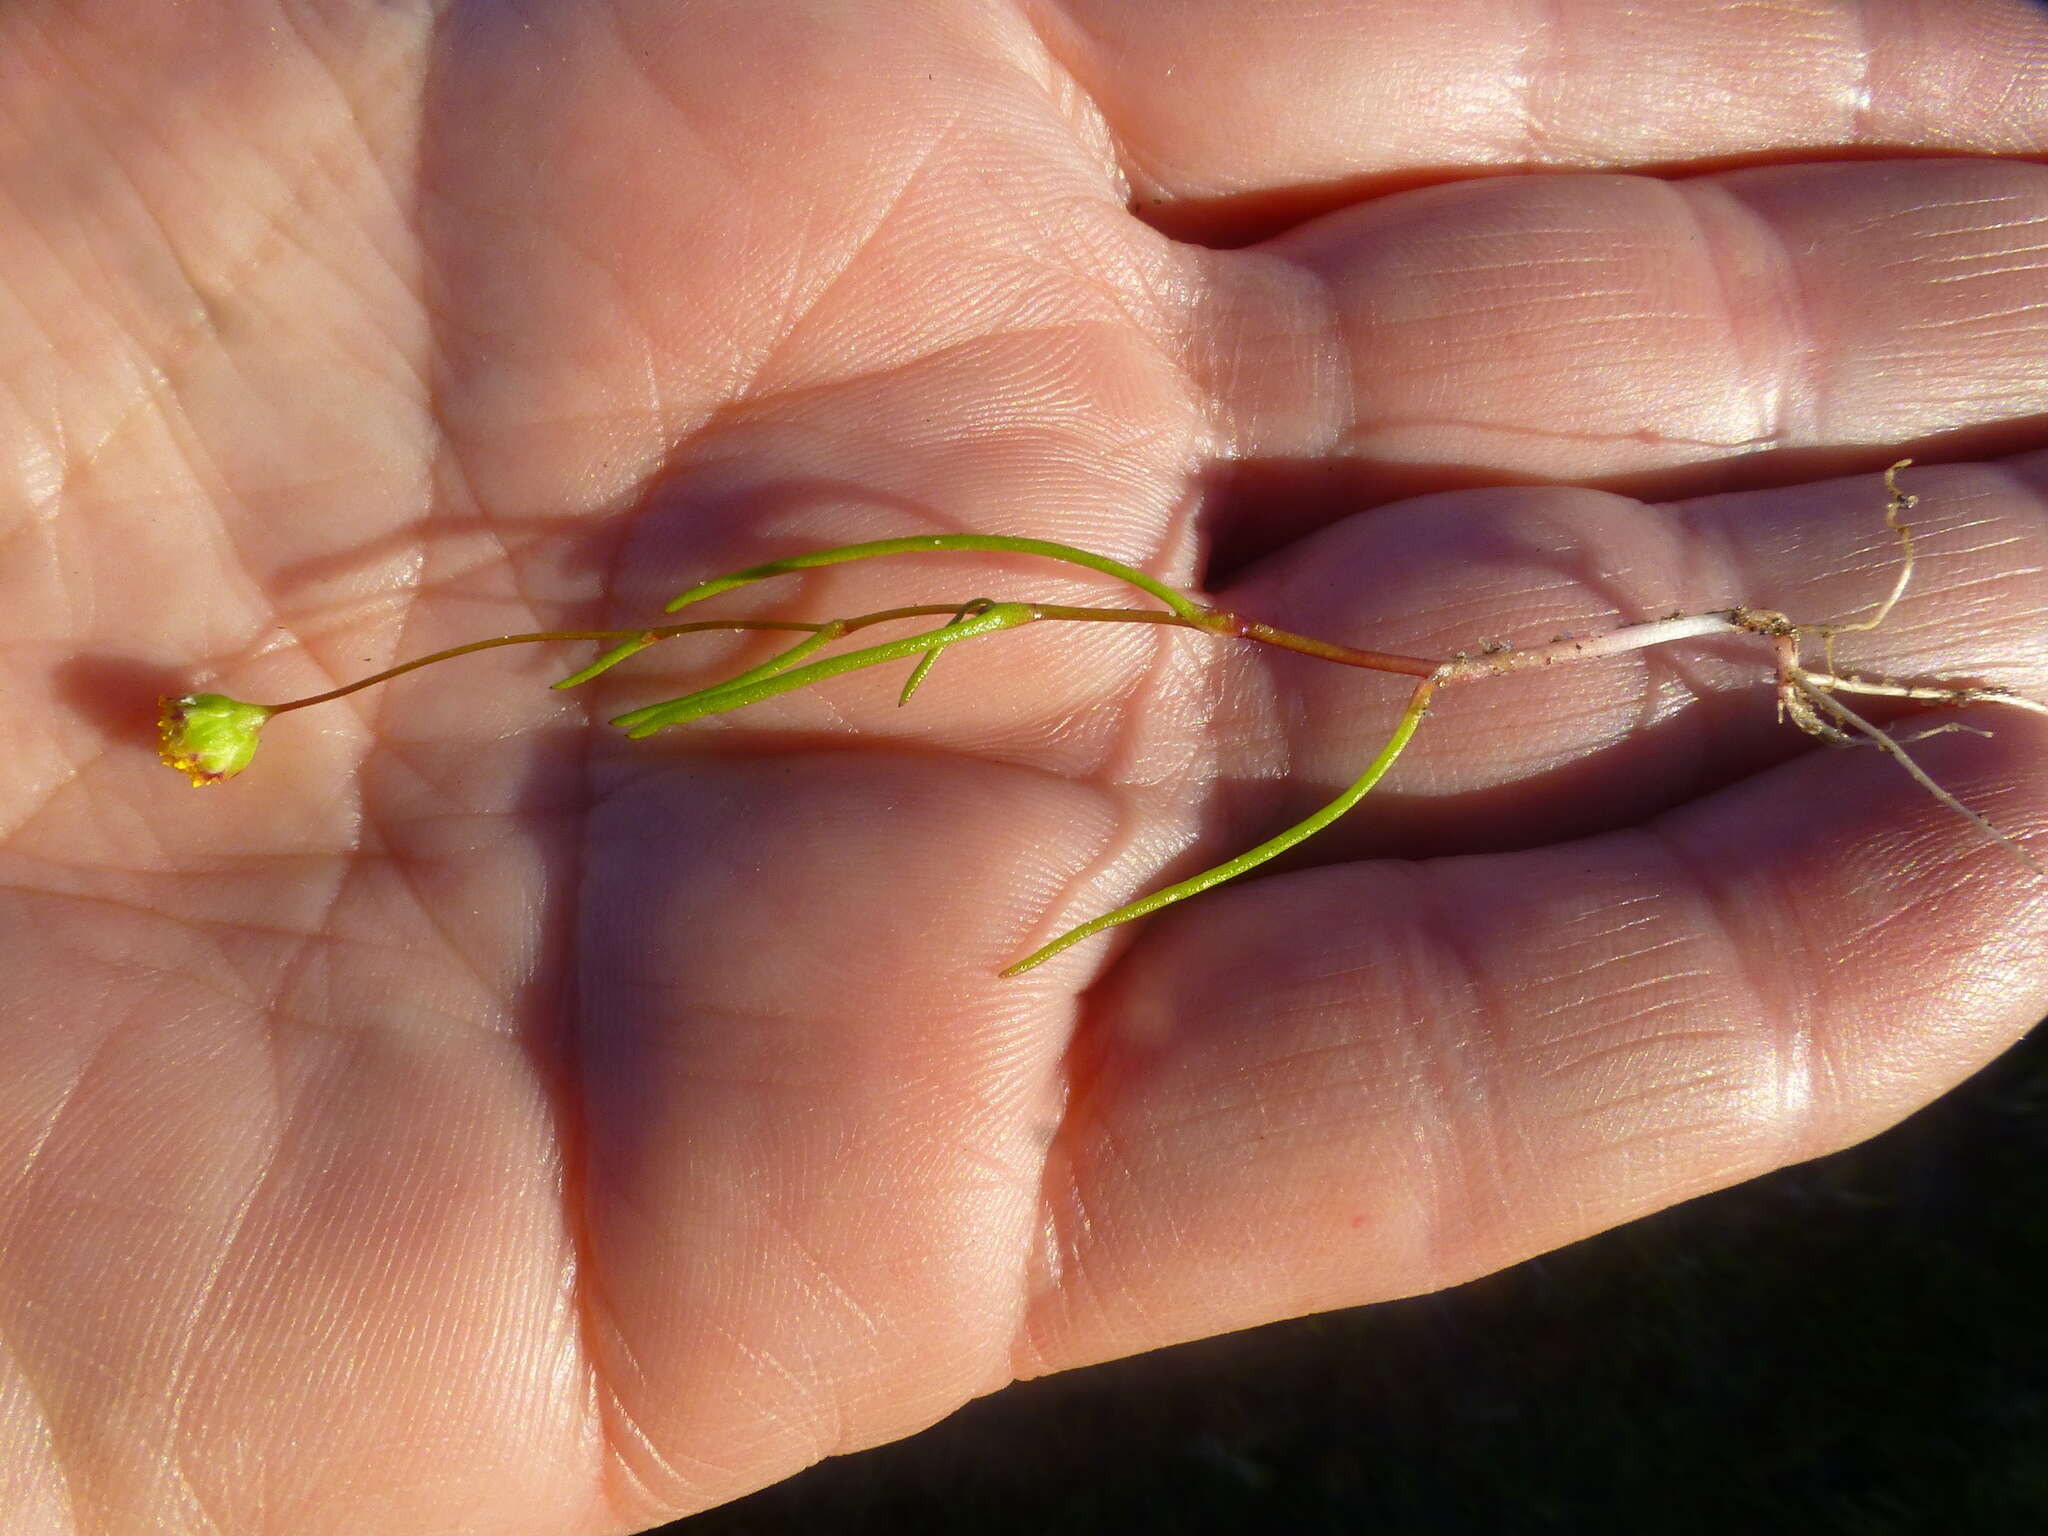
top-left (1433, 460), bottom-right (2044, 875)
top-left (1788, 674), bottom-right (2044, 877)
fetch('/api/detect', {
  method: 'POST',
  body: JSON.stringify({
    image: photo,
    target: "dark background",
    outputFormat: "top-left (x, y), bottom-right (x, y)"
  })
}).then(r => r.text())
top-left (663, 1017), bottom-right (2047, 1534)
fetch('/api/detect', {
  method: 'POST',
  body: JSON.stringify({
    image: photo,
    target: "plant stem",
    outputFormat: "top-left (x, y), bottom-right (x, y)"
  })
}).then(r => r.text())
top-left (600, 602), bottom-right (1444, 737)
top-left (1433, 610), bottom-right (1744, 684)
top-left (254, 602), bottom-right (1239, 717)
top-left (259, 617), bottom-right (921, 715)
top-left (1230, 616), bottom-right (1439, 677)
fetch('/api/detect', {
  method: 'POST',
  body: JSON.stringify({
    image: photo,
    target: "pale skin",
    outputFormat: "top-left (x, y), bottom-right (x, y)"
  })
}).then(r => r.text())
top-left (5, 1), bottom-right (2048, 1531)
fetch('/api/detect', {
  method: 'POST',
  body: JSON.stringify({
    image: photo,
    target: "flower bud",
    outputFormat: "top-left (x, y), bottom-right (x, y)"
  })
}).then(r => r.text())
top-left (157, 693), bottom-right (272, 785)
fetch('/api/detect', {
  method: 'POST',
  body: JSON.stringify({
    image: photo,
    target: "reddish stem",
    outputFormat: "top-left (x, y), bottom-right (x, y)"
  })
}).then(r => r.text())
top-left (257, 597), bottom-right (1440, 718)
top-left (1225, 615), bottom-right (1439, 677)
top-left (261, 607), bottom-right (971, 714)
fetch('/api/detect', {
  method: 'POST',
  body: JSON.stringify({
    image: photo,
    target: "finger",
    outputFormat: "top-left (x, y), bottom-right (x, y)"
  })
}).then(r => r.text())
top-left (421, 0), bottom-right (1193, 531)
top-left (1192, 455), bottom-right (2048, 864)
top-left (568, 749), bottom-right (1103, 1512)
top-left (1182, 158), bottom-right (2048, 524)
top-left (1050, 0), bottom-right (2048, 243)
top-left (1022, 706), bottom-right (2048, 1374)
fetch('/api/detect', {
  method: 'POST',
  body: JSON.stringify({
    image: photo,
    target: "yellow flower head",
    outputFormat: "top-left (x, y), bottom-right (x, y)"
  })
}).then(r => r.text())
top-left (157, 693), bottom-right (272, 786)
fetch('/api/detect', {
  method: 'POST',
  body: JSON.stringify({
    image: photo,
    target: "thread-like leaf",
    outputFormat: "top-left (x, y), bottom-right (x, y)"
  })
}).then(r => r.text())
top-left (664, 534), bottom-right (1207, 621)
top-left (1002, 676), bottom-right (1439, 975)
top-left (613, 602), bottom-right (1038, 737)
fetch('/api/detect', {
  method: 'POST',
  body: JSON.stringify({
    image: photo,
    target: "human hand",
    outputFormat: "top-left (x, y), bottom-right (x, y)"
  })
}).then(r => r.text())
top-left (6, 2), bottom-right (2047, 1530)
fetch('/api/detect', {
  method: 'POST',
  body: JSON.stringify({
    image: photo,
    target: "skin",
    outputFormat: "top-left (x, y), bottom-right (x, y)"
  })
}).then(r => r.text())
top-left (3, 0), bottom-right (2048, 1530)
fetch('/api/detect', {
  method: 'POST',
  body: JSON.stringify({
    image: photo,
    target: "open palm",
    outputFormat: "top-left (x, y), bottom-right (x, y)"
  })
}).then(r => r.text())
top-left (6, 2), bottom-right (2048, 1531)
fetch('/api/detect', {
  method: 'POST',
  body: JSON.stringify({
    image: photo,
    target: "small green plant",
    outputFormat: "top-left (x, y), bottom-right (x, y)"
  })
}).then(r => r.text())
top-left (160, 463), bottom-right (2045, 974)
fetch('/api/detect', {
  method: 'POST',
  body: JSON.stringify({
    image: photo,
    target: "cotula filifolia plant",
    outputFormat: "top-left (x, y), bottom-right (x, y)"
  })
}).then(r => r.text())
top-left (159, 463), bottom-right (2046, 975)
